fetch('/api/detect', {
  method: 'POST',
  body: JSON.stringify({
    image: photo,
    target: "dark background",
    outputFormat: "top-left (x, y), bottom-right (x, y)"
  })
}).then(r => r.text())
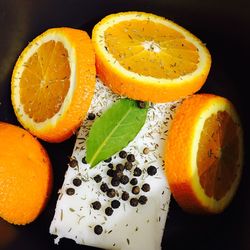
top-left (0, 0), bottom-right (250, 249)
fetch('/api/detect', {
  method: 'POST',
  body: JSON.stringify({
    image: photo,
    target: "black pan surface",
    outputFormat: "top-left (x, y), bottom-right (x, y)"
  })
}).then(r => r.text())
top-left (0, 1), bottom-right (250, 249)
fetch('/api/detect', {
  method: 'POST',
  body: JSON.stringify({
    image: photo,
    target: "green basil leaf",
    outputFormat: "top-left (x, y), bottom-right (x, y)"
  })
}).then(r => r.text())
top-left (86, 99), bottom-right (148, 168)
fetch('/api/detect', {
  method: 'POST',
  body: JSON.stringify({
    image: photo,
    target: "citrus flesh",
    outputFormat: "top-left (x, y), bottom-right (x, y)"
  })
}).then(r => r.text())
top-left (92, 12), bottom-right (211, 102)
top-left (105, 20), bottom-right (199, 79)
top-left (20, 40), bottom-right (71, 123)
top-left (11, 27), bottom-right (96, 142)
top-left (165, 94), bottom-right (243, 213)
top-left (197, 111), bottom-right (240, 201)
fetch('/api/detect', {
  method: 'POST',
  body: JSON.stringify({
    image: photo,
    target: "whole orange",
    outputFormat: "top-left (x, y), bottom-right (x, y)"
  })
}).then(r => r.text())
top-left (0, 122), bottom-right (52, 225)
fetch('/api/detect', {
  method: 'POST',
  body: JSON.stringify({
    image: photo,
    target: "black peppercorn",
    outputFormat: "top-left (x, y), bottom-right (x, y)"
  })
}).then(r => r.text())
top-left (107, 169), bottom-right (115, 177)
top-left (88, 113), bottom-right (96, 120)
top-left (104, 157), bottom-right (112, 163)
top-left (147, 165), bottom-right (157, 176)
top-left (82, 157), bottom-right (87, 164)
top-left (132, 186), bottom-right (140, 195)
top-left (93, 175), bottom-right (102, 183)
top-left (92, 201), bottom-right (101, 210)
top-left (130, 178), bottom-right (138, 186)
top-left (137, 101), bottom-right (146, 109)
top-left (133, 167), bottom-right (142, 177)
top-left (107, 188), bottom-right (116, 198)
top-left (66, 188), bottom-right (75, 196)
top-left (122, 191), bottom-right (129, 201)
top-left (73, 178), bottom-right (82, 187)
top-left (100, 183), bottom-right (109, 193)
top-left (138, 195), bottom-right (148, 205)
top-left (120, 175), bottom-right (129, 185)
top-left (119, 150), bottom-right (127, 159)
top-left (111, 177), bottom-right (120, 187)
top-left (116, 163), bottom-right (124, 172)
top-left (130, 198), bottom-right (139, 207)
top-left (108, 163), bottom-right (113, 169)
top-left (124, 161), bottom-right (133, 170)
top-left (69, 159), bottom-right (78, 168)
top-left (142, 183), bottom-right (150, 192)
top-left (127, 154), bottom-right (135, 162)
top-left (94, 225), bottom-right (103, 235)
top-left (105, 207), bottom-right (114, 216)
top-left (114, 170), bottom-right (123, 179)
top-left (111, 200), bottom-right (120, 209)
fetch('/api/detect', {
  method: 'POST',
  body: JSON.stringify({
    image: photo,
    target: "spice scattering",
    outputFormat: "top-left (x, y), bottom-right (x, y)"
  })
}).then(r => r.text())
top-left (50, 78), bottom-right (180, 250)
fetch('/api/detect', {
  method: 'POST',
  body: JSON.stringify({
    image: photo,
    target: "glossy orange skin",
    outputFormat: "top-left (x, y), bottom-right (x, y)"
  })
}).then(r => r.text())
top-left (0, 122), bottom-right (52, 224)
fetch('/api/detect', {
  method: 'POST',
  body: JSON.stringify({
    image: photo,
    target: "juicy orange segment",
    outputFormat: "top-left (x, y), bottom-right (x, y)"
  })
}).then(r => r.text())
top-left (165, 94), bottom-right (243, 214)
top-left (11, 28), bottom-right (96, 142)
top-left (20, 41), bottom-right (71, 123)
top-left (197, 111), bottom-right (240, 201)
top-left (92, 12), bottom-right (211, 102)
top-left (105, 20), bottom-right (199, 79)
top-left (0, 122), bottom-right (52, 225)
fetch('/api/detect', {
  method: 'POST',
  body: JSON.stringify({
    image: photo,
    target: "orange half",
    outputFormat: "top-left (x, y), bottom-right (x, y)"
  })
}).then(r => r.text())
top-left (165, 94), bottom-right (243, 213)
top-left (11, 27), bottom-right (96, 142)
top-left (92, 12), bottom-right (211, 102)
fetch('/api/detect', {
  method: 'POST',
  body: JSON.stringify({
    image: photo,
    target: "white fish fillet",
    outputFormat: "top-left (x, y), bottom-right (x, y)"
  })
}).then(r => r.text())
top-left (50, 78), bottom-right (179, 250)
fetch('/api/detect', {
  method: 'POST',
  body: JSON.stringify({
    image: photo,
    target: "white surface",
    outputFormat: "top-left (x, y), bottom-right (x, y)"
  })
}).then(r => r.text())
top-left (50, 78), bottom-right (179, 249)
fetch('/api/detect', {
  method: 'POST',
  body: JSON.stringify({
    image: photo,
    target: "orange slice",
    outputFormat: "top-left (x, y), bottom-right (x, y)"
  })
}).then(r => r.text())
top-left (0, 122), bottom-right (52, 225)
top-left (11, 27), bottom-right (96, 142)
top-left (165, 94), bottom-right (243, 213)
top-left (92, 12), bottom-right (211, 103)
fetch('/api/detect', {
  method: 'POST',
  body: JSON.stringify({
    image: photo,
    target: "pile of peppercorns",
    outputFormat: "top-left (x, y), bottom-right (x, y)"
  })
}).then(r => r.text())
top-left (66, 148), bottom-right (158, 235)
top-left (92, 150), bottom-right (157, 235)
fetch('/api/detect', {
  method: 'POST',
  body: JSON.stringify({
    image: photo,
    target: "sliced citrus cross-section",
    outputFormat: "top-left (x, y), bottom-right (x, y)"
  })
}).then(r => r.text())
top-left (165, 94), bottom-right (243, 214)
top-left (11, 27), bottom-right (96, 142)
top-left (92, 11), bottom-right (211, 103)
top-left (0, 122), bottom-right (52, 225)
